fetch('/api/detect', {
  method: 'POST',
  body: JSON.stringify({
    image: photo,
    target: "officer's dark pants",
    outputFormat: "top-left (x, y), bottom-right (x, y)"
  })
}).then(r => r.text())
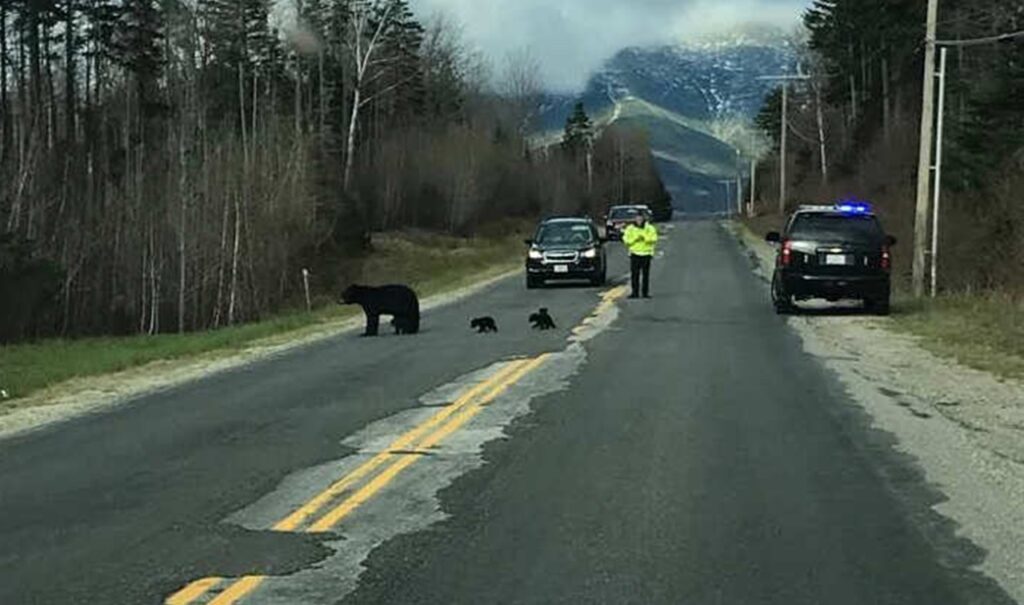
top-left (630, 254), bottom-right (652, 297)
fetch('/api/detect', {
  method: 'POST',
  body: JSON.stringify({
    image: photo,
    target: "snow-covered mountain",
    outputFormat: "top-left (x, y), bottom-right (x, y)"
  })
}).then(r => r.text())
top-left (537, 27), bottom-right (796, 214)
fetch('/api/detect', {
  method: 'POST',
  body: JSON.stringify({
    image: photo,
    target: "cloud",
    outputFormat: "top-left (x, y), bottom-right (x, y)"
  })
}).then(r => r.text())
top-left (411, 0), bottom-right (809, 92)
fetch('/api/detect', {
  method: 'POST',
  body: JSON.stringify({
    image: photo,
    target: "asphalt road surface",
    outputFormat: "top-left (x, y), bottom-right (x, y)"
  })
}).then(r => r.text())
top-left (0, 221), bottom-right (1014, 605)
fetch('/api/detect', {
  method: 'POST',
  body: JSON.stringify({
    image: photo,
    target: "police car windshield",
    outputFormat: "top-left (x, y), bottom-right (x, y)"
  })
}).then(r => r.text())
top-left (536, 223), bottom-right (594, 245)
top-left (609, 207), bottom-right (640, 220)
top-left (789, 214), bottom-right (884, 244)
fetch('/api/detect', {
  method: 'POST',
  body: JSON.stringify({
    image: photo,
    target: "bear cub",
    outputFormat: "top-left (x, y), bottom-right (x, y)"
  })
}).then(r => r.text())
top-left (341, 284), bottom-right (420, 337)
top-left (529, 308), bottom-right (556, 330)
top-left (470, 317), bottom-right (499, 333)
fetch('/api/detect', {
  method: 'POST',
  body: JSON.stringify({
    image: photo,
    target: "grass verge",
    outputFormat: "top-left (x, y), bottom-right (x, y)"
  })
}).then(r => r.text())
top-left (0, 226), bottom-right (529, 404)
top-left (890, 294), bottom-right (1024, 381)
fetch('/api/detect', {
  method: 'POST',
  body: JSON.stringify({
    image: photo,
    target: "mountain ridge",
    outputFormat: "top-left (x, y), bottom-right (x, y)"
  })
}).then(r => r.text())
top-left (535, 27), bottom-right (795, 213)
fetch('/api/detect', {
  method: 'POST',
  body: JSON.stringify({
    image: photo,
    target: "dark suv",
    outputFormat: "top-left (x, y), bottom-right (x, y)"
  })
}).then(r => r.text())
top-left (766, 203), bottom-right (897, 315)
top-left (525, 218), bottom-right (607, 288)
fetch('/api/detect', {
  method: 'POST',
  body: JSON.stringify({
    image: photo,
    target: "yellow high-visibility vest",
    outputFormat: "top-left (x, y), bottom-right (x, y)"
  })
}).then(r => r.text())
top-left (622, 223), bottom-right (659, 256)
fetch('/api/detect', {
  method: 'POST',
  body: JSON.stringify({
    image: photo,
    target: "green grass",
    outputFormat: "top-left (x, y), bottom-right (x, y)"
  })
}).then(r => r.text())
top-left (0, 226), bottom-right (530, 405)
top-left (891, 293), bottom-right (1024, 381)
top-left (359, 226), bottom-right (526, 297)
top-left (0, 305), bottom-right (356, 406)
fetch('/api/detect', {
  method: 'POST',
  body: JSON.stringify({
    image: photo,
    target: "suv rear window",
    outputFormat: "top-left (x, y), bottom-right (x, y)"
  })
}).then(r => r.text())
top-left (788, 214), bottom-right (884, 244)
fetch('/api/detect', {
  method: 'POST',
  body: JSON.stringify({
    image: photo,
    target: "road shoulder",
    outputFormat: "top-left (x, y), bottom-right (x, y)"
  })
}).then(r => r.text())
top-left (726, 220), bottom-right (1024, 603)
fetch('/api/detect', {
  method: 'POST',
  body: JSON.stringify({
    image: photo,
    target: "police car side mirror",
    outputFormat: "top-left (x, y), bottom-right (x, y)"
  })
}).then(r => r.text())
top-left (523, 238), bottom-right (534, 246)
top-left (885, 235), bottom-right (898, 247)
top-left (766, 231), bottom-right (782, 244)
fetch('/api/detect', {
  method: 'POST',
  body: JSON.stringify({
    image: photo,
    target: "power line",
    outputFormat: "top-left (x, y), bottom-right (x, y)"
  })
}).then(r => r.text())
top-left (936, 30), bottom-right (1024, 47)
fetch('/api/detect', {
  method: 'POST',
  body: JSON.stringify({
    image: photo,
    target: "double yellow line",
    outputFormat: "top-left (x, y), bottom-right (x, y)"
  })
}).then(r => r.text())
top-left (167, 355), bottom-right (548, 605)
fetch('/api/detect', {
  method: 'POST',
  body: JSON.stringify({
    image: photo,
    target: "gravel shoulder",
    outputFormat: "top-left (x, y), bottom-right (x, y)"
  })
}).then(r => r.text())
top-left (0, 269), bottom-right (518, 442)
top-left (728, 221), bottom-right (1024, 603)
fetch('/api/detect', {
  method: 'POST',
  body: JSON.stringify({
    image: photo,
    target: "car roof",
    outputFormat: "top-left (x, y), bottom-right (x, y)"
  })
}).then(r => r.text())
top-left (542, 217), bottom-right (593, 224)
top-left (794, 205), bottom-right (877, 217)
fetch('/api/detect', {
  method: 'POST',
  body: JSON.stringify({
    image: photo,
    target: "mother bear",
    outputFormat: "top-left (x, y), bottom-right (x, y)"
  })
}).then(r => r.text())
top-left (341, 284), bottom-right (420, 336)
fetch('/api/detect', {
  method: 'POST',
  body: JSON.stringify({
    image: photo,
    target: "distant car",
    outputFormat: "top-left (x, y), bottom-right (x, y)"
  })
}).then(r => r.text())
top-left (525, 217), bottom-right (607, 289)
top-left (603, 205), bottom-right (651, 240)
top-left (766, 202), bottom-right (897, 315)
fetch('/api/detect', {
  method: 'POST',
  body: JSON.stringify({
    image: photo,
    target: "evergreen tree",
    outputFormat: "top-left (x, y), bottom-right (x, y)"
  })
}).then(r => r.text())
top-left (116, 0), bottom-right (164, 110)
top-left (755, 87), bottom-right (783, 151)
top-left (561, 102), bottom-right (592, 159)
top-left (200, 0), bottom-right (275, 120)
top-left (377, 0), bottom-right (425, 120)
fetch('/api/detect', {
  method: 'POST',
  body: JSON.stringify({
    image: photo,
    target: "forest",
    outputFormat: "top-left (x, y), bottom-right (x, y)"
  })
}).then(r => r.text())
top-left (0, 0), bottom-right (669, 343)
top-left (755, 0), bottom-right (1024, 295)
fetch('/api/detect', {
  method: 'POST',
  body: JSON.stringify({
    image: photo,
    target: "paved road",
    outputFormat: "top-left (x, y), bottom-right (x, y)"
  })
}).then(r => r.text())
top-left (0, 221), bottom-right (1013, 605)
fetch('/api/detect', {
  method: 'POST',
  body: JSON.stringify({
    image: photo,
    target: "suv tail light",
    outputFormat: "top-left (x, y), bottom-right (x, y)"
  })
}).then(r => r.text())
top-left (880, 246), bottom-right (891, 271)
top-left (781, 240), bottom-right (793, 267)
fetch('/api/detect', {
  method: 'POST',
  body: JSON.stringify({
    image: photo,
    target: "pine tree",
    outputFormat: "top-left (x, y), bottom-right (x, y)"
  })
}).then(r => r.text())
top-left (755, 87), bottom-right (783, 150)
top-left (377, 0), bottom-right (424, 120)
top-left (116, 0), bottom-right (164, 111)
top-left (561, 102), bottom-right (593, 158)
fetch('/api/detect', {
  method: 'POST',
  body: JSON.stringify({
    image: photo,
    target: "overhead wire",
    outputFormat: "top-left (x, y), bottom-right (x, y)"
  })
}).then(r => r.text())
top-left (935, 30), bottom-right (1024, 47)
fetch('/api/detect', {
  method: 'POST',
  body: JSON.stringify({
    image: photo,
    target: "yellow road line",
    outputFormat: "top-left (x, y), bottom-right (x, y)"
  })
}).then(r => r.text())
top-left (308, 355), bottom-right (547, 533)
top-left (207, 355), bottom-right (549, 605)
top-left (272, 360), bottom-right (528, 533)
top-left (167, 285), bottom-right (621, 605)
top-left (166, 577), bottom-right (223, 605)
top-left (164, 360), bottom-right (529, 605)
top-left (207, 576), bottom-right (266, 605)
top-left (572, 286), bottom-right (628, 337)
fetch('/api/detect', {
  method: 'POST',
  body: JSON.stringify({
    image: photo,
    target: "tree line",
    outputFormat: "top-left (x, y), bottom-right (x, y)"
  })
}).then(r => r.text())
top-left (755, 0), bottom-right (1024, 293)
top-left (0, 0), bottom-right (670, 343)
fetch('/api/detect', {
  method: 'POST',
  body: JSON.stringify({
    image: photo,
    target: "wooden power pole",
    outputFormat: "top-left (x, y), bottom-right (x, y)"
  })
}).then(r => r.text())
top-left (912, 0), bottom-right (940, 298)
top-left (758, 74), bottom-right (810, 215)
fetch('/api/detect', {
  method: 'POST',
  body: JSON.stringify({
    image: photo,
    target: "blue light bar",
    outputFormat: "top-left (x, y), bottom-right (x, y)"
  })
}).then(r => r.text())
top-left (835, 200), bottom-right (872, 214)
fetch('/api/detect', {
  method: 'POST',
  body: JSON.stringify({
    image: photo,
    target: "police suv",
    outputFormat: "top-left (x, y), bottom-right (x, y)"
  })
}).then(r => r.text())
top-left (766, 202), bottom-right (897, 315)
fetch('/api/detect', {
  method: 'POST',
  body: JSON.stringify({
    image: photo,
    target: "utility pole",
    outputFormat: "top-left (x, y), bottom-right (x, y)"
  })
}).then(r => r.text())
top-left (749, 158), bottom-right (757, 217)
top-left (930, 47), bottom-right (948, 298)
top-left (923, 28), bottom-right (1024, 296)
top-left (758, 74), bottom-right (810, 216)
top-left (815, 82), bottom-right (828, 184)
top-left (735, 150), bottom-right (743, 216)
top-left (779, 82), bottom-right (788, 216)
top-left (912, 0), bottom-right (940, 298)
top-left (718, 180), bottom-right (734, 217)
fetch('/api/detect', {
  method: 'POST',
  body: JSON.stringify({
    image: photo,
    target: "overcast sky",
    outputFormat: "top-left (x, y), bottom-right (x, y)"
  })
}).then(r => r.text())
top-left (410, 0), bottom-right (810, 92)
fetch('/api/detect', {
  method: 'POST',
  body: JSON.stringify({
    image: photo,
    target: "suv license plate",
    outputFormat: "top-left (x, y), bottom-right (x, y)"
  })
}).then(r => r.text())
top-left (554, 265), bottom-right (569, 274)
top-left (825, 254), bottom-right (851, 266)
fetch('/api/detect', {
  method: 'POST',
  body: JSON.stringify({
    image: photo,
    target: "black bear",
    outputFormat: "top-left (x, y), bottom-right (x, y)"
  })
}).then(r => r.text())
top-left (341, 284), bottom-right (420, 337)
top-left (529, 308), bottom-right (556, 330)
top-left (391, 315), bottom-right (419, 335)
top-left (470, 317), bottom-right (499, 333)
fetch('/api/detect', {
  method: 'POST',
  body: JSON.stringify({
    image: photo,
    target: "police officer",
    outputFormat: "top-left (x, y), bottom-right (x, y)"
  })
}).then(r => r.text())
top-left (622, 210), bottom-right (658, 299)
